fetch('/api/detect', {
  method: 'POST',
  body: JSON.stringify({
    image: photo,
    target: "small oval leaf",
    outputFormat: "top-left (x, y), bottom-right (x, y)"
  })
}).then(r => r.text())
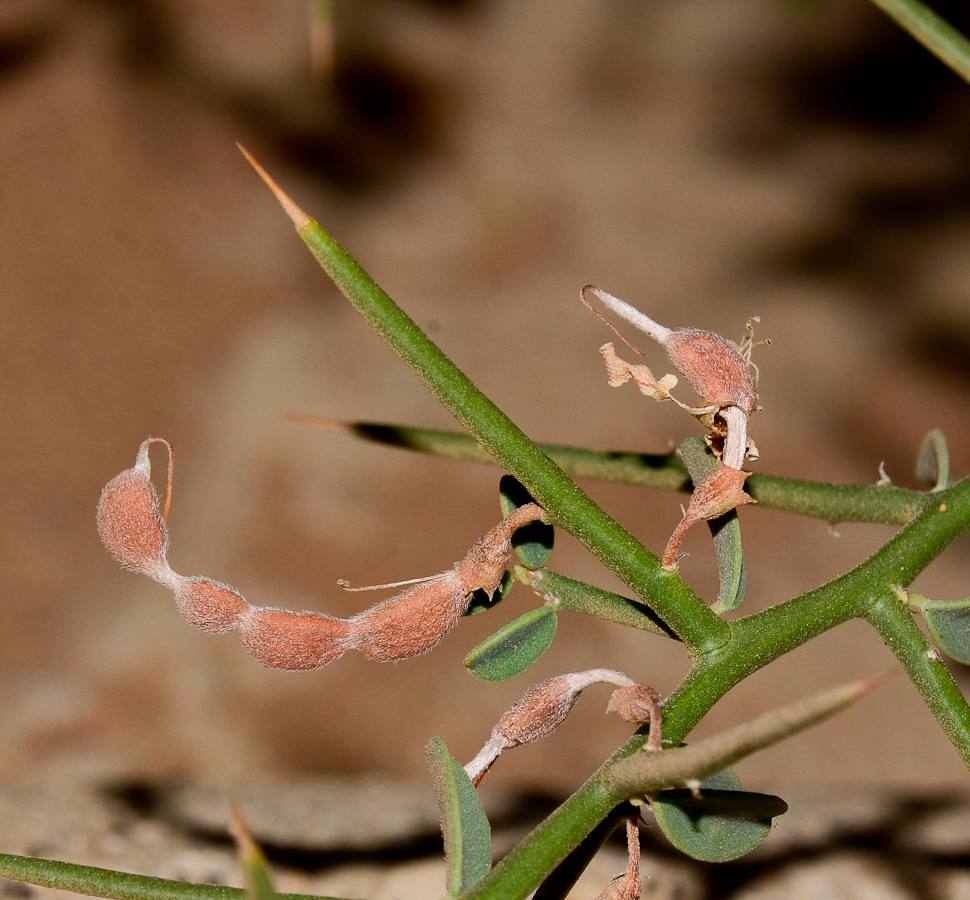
top-left (464, 606), bottom-right (558, 682)
top-left (499, 475), bottom-right (555, 569)
top-left (652, 768), bottom-right (786, 863)
top-left (921, 598), bottom-right (970, 664)
top-left (426, 736), bottom-right (492, 897)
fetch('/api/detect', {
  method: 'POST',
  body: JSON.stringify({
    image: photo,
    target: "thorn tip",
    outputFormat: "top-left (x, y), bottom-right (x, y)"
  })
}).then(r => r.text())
top-left (237, 143), bottom-right (312, 230)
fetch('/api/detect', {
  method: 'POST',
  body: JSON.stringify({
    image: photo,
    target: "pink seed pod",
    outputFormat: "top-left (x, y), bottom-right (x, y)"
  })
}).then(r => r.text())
top-left (347, 502), bottom-right (547, 662)
top-left (663, 328), bottom-right (757, 415)
top-left (455, 502), bottom-right (545, 594)
top-left (348, 572), bottom-right (466, 661)
top-left (96, 438), bottom-right (174, 584)
top-left (172, 575), bottom-right (250, 634)
top-left (239, 607), bottom-right (351, 671)
top-left (98, 440), bottom-right (548, 672)
top-left (465, 669), bottom-right (650, 785)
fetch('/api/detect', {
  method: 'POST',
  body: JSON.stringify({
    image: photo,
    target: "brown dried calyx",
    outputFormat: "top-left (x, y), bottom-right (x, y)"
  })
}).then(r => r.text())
top-left (595, 819), bottom-right (642, 900)
top-left (464, 670), bottom-right (662, 785)
top-left (583, 285), bottom-right (766, 569)
top-left (97, 439), bottom-right (546, 670)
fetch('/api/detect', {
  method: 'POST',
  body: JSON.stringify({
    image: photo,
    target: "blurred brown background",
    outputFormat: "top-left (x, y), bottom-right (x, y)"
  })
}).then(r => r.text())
top-left (4, 0), bottom-right (970, 794)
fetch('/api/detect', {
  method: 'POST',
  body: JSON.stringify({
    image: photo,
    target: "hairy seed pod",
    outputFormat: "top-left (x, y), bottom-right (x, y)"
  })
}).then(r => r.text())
top-left (606, 684), bottom-right (661, 726)
top-left (239, 607), bottom-right (350, 671)
top-left (348, 504), bottom-right (546, 661)
top-left (348, 573), bottom-right (466, 661)
top-left (663, 328), bottom-right (757, 414)
top-left (173, 575), bottom-right (250, 634)
top-left (662, 464), bottom-right (754, 570)
top-left (99, 441), bottom-right (548, 672)
top-left (465, 668), bottom-right (645, 784)
top-left (96, 440), bottom-right (173, 584)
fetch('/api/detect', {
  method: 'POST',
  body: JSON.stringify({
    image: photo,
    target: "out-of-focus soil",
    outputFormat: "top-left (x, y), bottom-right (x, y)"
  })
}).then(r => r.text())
top-left (4, 0), bottom-right (970, 792)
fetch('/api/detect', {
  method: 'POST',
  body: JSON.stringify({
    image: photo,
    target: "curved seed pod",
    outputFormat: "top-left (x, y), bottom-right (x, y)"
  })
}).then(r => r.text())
top-left (455, 503), bottom-right (545, 595)
top-left (96, 439), bottom-right (174, 585)
top-left (465, 669), bottom-right (658, 785)
top-left (173, 575), bottom-right (250, 634)
top-left (239, 607), bottom-right (350, 671)
top-left (583, 285), bottom-right (758, 416)
top-left (98, 441), bottom-right (547, 671)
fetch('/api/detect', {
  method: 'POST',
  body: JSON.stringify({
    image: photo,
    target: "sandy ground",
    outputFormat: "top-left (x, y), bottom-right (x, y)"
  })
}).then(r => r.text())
top-left (4, 0), bottom-right (970, 797)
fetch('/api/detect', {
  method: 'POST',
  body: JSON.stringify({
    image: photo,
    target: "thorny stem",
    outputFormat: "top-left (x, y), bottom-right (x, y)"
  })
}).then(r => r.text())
top-left (237, 153), bottom-right (970, 900)
top-left (0, 855), bottom-right (352, 900)
top-left (464, 476), bottom-right (970, 900)
top-left (299, 420), bottom-right (929, 526)
top-left (244, 150), bottom-right (728, 653)
top-left (867, 0), bottom-right (970, 85)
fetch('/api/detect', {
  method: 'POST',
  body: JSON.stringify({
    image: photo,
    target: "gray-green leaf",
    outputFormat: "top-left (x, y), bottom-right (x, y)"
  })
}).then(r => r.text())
top-left (920, 598), bottom-right (970, 664)
top-left (652, 768), bottom-right (786, 862)
top-left (464, 606), bottom-right (558, 682)
top-left (426, 736), bottom-right (492, 897)
top-left (916, 429), bottom-right (951, 492)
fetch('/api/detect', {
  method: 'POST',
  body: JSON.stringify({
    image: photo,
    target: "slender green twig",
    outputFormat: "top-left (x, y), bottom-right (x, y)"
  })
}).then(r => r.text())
top-left (242, 149), bottom-right (728, 654)
top-left (867, 592), bottom-right (970, 768)
top-left (868, 0), bottom-right (970, 84)
top-left (462, 477), bottom-right (970, 900)
top-left (293, 419), bottom-right (928, 526)
top-left (0, 855), bottom-right (350, 900)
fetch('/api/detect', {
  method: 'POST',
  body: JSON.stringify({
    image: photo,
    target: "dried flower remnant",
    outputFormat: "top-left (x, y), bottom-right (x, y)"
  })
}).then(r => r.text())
top-left (582, 285), bottom-right (765, 569)
top-left (595, 818), bottom-right (642, 900)
top-left (464, 670), bottom-right (662, 785)
top-left (97, 439), bottom-right (546, 670)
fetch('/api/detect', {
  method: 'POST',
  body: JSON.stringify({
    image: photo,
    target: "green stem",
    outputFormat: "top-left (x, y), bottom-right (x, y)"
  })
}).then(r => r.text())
top-left (866, 593), bottom-right (970, 769)
top-left (291, 217), bottom-right (728, 652)
top-left (0, 855), bottom-right (349, 900)
top-left (467, 477), bottom-right (970, 900)
top-left (868, 0), bottom-right (970, 84)
top-left (462, 778), bottom-right (624, 900)
top-left (317, 421), bottom-right (927, 525)
top-left (519, 567), bottom-right (678, 638)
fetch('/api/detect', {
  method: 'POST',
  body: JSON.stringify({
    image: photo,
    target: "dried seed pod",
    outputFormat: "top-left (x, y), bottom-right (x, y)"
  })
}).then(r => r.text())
top-left (348, 572), bottom-right (467, 661)
top-left (663, 465), bottom-right (755, 570)
top-left (607, 684), bottom-right (663, 729)
top-left (96, 438), bottom-right (175, 585)
top-left (173, 576), bottom-right (250, 634)
top-left (583, 285), bottom-right (758, 415)
top-left (455, 502), bottom-right (545, 595)
top-left (239, 607), bottom-right (350, 671)
top-left (98, 442), bottom-right (547, 671)
top-left (347, 502), bottom-right (547, 662)
top-left (663, 328), bottom-right (757, 415)
top-left (465, 669), bottom-right (659, 785)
